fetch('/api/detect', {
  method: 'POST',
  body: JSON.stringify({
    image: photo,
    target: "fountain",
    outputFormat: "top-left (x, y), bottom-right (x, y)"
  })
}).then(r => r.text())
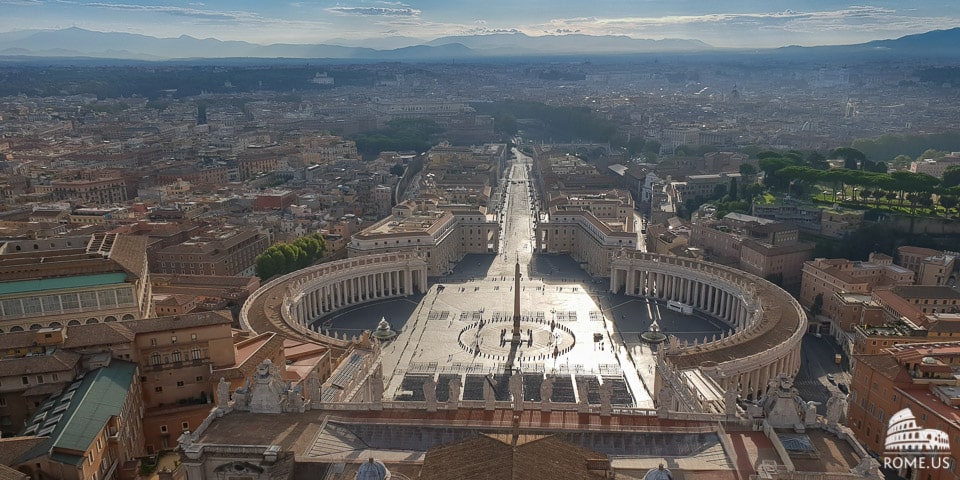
top-left (372, 317), bottom-right (398, 341)
top-left (641, 317), bottom-right (667, 344)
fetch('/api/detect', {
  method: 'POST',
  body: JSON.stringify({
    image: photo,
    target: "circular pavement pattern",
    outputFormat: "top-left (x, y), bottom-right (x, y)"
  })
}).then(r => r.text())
top-left (456, 317), bottom-right (576, 362)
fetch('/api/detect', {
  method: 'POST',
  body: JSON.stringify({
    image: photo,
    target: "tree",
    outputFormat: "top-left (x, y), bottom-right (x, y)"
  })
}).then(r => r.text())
top-left (871, 189), bottom-right (885, 208)
top-left (739, 163), bottom-right (758, 176)
top-left (830, 147), bottom-right (866, 170)
top-left (389, 163), bottom-right (405, 177)
top-left (940, 195), bottom-right (958, 215)
top-left (810, 293), bottom-right (824, 317)
top-left (758, 157), bottom-right (797, 189)
top-left (942, 165), bottom-right (960, 188)
top-left (729, 177), bottom-right (739, 201)
top-left (254, 233), bottom-right (327, 280)
top-left (805, 151), bottom-right (829, 170)
top-left (712, 183), bottom-right (727, 200)
top-left (919, 149), bottom-right (947, 160)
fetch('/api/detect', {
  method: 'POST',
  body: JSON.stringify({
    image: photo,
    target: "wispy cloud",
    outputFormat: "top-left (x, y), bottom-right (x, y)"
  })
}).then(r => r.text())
top-left (327, 6), bottom-right (420, 17)
top-left (514, 6), bottom-right (952, 45)
top-left (56, 0), bottom-right (258, 21)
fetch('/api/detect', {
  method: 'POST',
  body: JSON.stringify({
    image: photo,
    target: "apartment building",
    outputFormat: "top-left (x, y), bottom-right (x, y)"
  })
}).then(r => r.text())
top-left (536, 190), bottom-right (637, 276)
top-left (348, 199), bottom-right (499, 276)
top-left (34, 177), bottom-right (127, 204)
top-left (690, 213), bottom-right (814, 288)
top-left (800, 254), bottom-right (914, 314)
top-left (850, 343), bottom-right (960, 480)
top-left (896, 246), bottom-right (957, 286)
top-left (11, 359), bottom-right (145, 480)
top-left (153, 226), bottom-right (270, 277)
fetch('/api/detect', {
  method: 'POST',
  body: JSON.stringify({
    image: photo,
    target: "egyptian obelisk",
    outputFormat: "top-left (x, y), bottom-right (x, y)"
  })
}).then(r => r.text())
top-left (511, 257), bottom-right (522, 344)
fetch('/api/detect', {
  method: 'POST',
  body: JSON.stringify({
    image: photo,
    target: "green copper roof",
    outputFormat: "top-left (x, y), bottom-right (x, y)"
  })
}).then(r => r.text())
top-left (0, 273), bottom-right (127, 295)
top-left (18, 360), bottom-right (138, 466)
top-left (53, 361), bottom-right (137, 455)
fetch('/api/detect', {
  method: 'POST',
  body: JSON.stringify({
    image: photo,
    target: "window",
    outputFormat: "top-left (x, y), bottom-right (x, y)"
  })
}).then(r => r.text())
top-left (52, 373), bottom-right (59, 382)
top-left (172, 350), bottom-right (182, 363)
top-left (176, 381), bottom-right (184, 387)
top-left (151, 352), bottom-right (161, 366)
top-left (150, 338), bottom-right (157, 347)
top-left (171, 335), bottom-right (177, 344)
top-left (191, 347), bottom-right (201, 360)
top-left (21, 376), bottom-right (28, 385)
top-left (160, 425), bottom-right (168, 433)
top-left (155, 386), bottom-right (163, 393)
top-left (190, 333), bottom-right (197, 341)
top-left (36, 375), bottom-right (43, 384)
top-left (195, 376), bottom-right (203, 382)
top-left (181, 422), bottom-right (189, 431)
top-left (0, 397), bottom-right (6, 407)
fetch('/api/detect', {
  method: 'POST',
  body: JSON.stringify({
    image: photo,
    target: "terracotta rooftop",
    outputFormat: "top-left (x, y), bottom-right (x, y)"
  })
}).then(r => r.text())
top-left (121, 310), bottom-right (233, 334)
top-left (893, 285), bottom-right (960, 300)
top-left (852, 353), bottom-right (905, 381)
top-left (0, 349), bottom-right (80, 375)
top-left (420, 434), bottom-right (608, 480)
top-left (61, 322), bottom-right (136, 348)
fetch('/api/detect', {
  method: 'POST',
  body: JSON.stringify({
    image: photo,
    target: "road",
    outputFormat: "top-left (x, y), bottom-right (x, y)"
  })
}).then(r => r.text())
top-left (794, 333), bottom-right (851, 413)
top-left (489, 149), bottom-right (538, 277)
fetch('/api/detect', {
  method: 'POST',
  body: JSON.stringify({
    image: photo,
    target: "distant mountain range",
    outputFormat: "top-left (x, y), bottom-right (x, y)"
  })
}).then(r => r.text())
top-left (0, 27), bottom-right (958, 61)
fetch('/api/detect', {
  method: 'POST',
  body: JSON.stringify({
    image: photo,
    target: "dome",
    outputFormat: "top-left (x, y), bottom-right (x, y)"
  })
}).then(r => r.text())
top-left (356, 457), bottom-right (388, 480)
top-left (644, 464), bottom-right (673, 480)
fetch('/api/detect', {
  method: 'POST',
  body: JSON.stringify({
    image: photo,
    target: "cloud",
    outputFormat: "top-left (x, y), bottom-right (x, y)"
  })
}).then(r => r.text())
top-left (56, 1), bottom-right (256, 21)
top-left (327, 6), bottom-right (420, 17)
top-left (516, 6), bottom-right (954, 45)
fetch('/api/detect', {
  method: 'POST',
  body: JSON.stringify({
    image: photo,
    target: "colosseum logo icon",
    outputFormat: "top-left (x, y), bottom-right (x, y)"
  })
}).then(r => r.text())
top-left (884, 408), bottom-right (951, 454)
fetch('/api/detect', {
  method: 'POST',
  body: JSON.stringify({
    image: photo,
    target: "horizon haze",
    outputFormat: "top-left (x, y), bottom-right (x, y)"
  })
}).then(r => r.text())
top-left (2, 0), bottom-right (959, 49)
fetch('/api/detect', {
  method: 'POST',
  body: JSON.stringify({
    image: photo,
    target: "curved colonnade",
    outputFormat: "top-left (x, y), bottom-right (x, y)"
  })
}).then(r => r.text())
top-left (610, 251), bottom-right (805, 401)
top-left (240, 252), bottom-right (428, 342)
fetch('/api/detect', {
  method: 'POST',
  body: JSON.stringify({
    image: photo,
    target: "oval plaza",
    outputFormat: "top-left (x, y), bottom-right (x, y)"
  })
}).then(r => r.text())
top-left (212, 151), bottom-right (873, 480)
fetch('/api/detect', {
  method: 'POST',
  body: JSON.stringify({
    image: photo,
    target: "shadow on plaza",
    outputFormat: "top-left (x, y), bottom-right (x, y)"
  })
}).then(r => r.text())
top-left (310, 294), bottom-right (425, 338)
top-left (314, 252), bottom-right (723, 344)
top-left (443, 253), bottom-right (600, 287)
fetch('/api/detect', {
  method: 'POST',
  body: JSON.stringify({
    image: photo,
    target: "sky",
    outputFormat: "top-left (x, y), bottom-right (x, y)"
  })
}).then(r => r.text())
top-left (1, 0), bottom-right (958, 48)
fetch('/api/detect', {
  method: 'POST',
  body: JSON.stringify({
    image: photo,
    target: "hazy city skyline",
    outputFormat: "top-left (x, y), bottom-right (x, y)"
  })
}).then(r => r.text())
top-left (1, 0), bottom-right (958, 49)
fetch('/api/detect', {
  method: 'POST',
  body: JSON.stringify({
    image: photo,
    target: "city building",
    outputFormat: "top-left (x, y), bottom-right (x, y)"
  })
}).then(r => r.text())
top-left (0, 233), bottom-right (152, 333)
top-left (896, 246), bottom-right (958, 286)
top-left (253, 190), bottom-right (297, 212)
top-left (9, 359), bottom-right (145, 480)
top-left (690, 213), bottom-right (814, 288)
top-left (535, 190), bottom-right (637, 276)
top-left (800, 254), bottom-right (914, 319)
top-left (908, 152), bottom-right (960, 178)
top-left (34, 177), bottom-right (128, 204)
top-left (669, 172), bottom-right (742, 203)
top-left (348, 199), bottom-right (499, 276)
top-left (153, 226), bottom-right (270, 277)
top-left (850, 343), bottom-right (960, 480)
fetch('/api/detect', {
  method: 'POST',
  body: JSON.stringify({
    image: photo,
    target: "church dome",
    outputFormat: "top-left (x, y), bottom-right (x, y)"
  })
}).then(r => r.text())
top-left (644, 464), bottom-right (673, 480)
top-left (356, 457), bottom-right (388, 480)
